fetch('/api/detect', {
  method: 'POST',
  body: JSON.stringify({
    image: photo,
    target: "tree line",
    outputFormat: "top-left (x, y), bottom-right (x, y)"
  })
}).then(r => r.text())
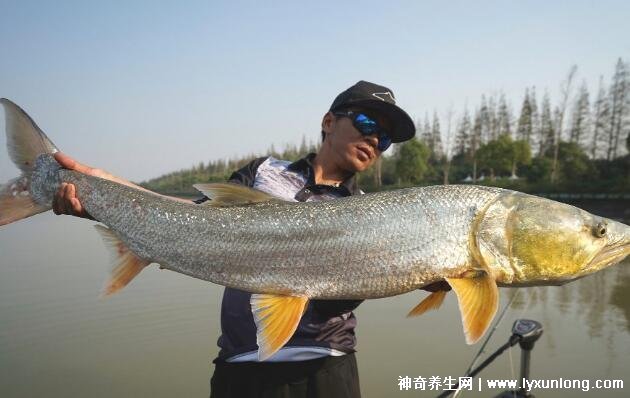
top-left (142, 58), bottom-right (630, 195)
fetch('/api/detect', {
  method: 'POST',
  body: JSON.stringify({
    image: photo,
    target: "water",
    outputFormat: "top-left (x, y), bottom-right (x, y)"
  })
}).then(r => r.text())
top-left (1, 213), bottom-right (629, 397)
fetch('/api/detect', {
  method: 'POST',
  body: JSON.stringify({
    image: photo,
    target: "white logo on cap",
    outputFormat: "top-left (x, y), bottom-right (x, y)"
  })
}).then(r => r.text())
top-left (372, 92), bottom-right (395, 102)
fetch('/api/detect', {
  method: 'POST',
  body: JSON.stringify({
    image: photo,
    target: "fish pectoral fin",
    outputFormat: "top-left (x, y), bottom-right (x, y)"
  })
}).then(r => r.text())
top-left (446, 271), bottom-right (498, 345)
top-left (193, 183), bottom-right (279, 207)
top-left (407, 290), bottom-right (448, 317)
top-left (94, 225), bottom-right (150, 297)
top-left (250, 293), bottom-right (309, 361)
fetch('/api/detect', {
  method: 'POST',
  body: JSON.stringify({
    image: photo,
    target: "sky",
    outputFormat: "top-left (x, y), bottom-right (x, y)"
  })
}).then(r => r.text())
top-left (1, 1), bottom-right (629, 182)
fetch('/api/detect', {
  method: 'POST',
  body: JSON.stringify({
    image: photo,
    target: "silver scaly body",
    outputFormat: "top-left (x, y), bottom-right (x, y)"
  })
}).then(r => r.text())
top-left (32, 154), bottom-right (502, 299)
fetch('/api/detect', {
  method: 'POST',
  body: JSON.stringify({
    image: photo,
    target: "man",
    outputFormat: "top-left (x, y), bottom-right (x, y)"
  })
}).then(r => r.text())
top-left (52, 81), bottom-right (416, 397)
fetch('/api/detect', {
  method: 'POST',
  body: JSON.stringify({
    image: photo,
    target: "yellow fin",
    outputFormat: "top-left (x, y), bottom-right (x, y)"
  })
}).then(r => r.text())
top-left (193, 183), bottom-right (278, 207)
top-left (446, 272), bottom-right (498, 344)
top-left (407, 290), bottom-right (447, 317)
top-left (250, 293), bottom-right (309, 361)
top-left (94, 225), bottom-right (150, 297)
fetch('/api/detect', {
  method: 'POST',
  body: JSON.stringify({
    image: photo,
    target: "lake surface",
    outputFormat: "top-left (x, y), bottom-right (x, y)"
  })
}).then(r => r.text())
top-left (1, 210), bottom-right (629, 397)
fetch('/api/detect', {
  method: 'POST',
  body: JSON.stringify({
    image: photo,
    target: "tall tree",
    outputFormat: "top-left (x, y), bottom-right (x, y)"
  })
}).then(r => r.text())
top-left (529, 86), bottom-right (541, 155)
top-left (423, 114), bottom-right (431, 148)
top-left (497, 94), bottom-right (512, 137)
top-left (479, 95), bottom-right (491, 143)
top-left (590, 76), bottom-right (609, 159)
top-left (455, 109), bottom-right (471, 156)
top-left (415, 117), bottom-right (425, 143)
top-left (607, 58), bottom-right (629, 159)
top-left (470, 109), bottom-right (483, 181)
top-left (488, 95), bottom-right (499, 140)
top-left (551, 65), bottom-right (578, 182)
top-left (569, 81), bottom-right (590, 148)
top-left (539, 92), bottom-right (554, 157)
top-left (517, 88), bottom-right (533, 145)
top-left (420, 112), bottom-right (431, 145)
top-left (431, 111), bottom-right (443, 159)
top-left (441, 106), bottom-right (455, 185)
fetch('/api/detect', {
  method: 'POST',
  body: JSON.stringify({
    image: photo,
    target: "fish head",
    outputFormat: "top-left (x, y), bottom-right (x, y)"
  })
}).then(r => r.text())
top-left (475, 193), bottom-right (630, 286)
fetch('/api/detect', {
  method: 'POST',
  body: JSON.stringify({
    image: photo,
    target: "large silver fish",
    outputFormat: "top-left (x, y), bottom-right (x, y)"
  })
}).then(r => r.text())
top-left (1, 98), bottom-right (629, 360)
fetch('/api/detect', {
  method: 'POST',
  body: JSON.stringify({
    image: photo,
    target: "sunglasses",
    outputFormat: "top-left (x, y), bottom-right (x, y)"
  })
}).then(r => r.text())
top-left (333, 110), bottom-right (392, 152)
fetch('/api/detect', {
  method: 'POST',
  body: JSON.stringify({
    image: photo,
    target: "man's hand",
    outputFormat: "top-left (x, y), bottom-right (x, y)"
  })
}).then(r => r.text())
top-left (52, 152), bottom-right (106, 219)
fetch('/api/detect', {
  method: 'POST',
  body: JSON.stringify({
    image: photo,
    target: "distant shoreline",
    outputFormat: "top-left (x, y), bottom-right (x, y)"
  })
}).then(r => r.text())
top-left (160, 190), bottom-right (629, 222)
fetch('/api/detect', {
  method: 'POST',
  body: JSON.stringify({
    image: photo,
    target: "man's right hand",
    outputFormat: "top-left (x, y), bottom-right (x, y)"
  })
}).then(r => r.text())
top-left (51, 152), bottom-right (106, 219)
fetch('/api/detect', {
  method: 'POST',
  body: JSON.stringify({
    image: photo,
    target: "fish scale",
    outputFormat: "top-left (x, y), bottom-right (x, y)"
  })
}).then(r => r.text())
top-left (56, 169), bottom-right (501, 299)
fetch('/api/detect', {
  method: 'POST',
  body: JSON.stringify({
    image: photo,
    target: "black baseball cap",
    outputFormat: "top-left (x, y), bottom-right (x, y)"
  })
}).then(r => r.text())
top-left (329, 80), bottom-right (415, 142)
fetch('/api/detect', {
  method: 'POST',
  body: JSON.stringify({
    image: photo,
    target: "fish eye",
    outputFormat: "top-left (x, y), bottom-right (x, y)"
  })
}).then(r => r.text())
top-left (593, 222), bottom-right (607, 238)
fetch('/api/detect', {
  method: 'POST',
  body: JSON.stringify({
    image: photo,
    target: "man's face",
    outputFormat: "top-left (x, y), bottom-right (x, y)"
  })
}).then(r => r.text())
top-left (321, 108), bottom-right (392, 173)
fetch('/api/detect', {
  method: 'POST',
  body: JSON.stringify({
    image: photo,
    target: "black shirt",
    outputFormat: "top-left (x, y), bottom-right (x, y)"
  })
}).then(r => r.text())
top-left (197, 154), bottom-right (364, 362)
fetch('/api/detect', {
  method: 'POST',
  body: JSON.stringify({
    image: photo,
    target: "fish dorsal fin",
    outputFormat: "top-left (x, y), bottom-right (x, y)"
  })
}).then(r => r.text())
top-left (407, 290), bottom-right (448, 317)
top-left (94, 225), bottom-right (151, 297)
top-left (250, 293), bottom-right (309, 361)
top-left (193, 183), bottom-right (278, 207)
top-left (446, 271), bottom-right (498, 344)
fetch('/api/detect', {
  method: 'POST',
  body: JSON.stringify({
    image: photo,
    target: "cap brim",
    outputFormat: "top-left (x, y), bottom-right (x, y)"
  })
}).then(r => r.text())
top-left (334, 99), bottom-right (415, 143)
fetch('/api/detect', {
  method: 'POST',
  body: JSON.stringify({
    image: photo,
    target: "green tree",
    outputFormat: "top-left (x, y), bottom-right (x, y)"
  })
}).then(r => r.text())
top-left (556, 141), bottom-right (596, 184)
top-left (497, 94), bottom-right (512, 137)
top-left (569, 81), bottom-right (590, 148)
top-left (517, 88), bottom-right (533, 145)
top-left (476, 136), bottom-right (513, 180)
top-left (431, 111), bottom-right (443, 159)
top-left (395, 139), bottom-right (431, 185)
top-left (479, 95), bottom-right (492, 143)
top-left (607, 58), bottom-right (629, 160)
top-left (530, 86), bottom-right (540, 147)
top-left (590, 76), bottom-right (610, 159)
top-left (524, 157), bottom-right (553, 183)
top-left (539, 93), bottom-right (554, 157)
top-left (511, 139), bottom-right (532, 176)
top-left (454, 110), bottom-right (471, 155)
top-left (476, 135), bottom-right (531, 180)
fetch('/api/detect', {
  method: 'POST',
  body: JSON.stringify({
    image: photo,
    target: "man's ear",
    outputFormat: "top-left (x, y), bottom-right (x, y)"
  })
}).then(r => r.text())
top-left (321, 111), bottom-right (335, 137)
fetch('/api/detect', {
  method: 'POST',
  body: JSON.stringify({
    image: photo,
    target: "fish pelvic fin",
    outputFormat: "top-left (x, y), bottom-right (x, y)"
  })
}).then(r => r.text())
top-left (250, 293), bottom-right (309, 361)
top-left (407, 290), bottom-right (448, 317)
top-left (193, 183), bottom-right (279, 207)
top-left (94, 225), bottom-right (150, 297)
top-left (446, 271), bottom-right (498, 345)
top-left (0, 99), bottom-right (58, 225)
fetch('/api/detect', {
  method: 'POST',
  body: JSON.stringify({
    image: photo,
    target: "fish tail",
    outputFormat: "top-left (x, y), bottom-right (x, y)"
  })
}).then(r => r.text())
top-left (0, 99), bottom-right (59, 225)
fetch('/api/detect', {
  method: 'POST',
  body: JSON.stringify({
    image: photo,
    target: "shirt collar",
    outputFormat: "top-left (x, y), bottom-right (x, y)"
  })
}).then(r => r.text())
top-left (287, 153), bottom-right (360, 195)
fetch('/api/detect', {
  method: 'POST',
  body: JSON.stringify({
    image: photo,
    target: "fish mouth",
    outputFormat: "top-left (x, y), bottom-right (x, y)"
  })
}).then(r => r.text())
top-left (587, 243), bottom-right (630, 271)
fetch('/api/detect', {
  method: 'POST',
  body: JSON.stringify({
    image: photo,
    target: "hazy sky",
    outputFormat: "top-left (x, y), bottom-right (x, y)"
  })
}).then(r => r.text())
top-left (1, 1), bottom-right (628, 182)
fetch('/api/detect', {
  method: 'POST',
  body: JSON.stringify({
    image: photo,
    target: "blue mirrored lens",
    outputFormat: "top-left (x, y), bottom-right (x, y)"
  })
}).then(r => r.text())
top-left (354, 114), bottom-right (379, 134)
top-left (354, 113), bottom-right (391, 152)
top-left (377, 135), bottom-right (392, 152)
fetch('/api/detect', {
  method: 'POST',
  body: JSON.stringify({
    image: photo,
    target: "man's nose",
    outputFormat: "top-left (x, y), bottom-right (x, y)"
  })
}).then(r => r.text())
top-left (365, 134), bottom-right (379, 149)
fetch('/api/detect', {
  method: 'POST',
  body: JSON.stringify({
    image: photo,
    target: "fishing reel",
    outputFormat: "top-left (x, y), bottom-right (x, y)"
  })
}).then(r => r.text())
top-left (495, 319), bottom-right (543, 398)
top-left (438, 319), bottom-right (544, 398)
